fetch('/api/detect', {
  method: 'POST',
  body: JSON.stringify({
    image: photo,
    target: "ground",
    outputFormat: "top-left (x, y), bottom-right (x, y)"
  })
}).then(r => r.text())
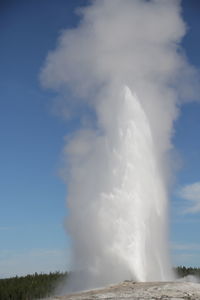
top-left (49, 281), bottom-right (200, 299)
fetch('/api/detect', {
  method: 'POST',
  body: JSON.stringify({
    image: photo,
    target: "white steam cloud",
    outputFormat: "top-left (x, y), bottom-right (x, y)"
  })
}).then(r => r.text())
top-left (178, 182), bottom-right (200, 214)
top-left (40, 0), bottom-right (198, 291)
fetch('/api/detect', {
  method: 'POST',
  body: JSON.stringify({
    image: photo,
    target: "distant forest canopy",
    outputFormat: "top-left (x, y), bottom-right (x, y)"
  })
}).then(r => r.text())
top-left (0, 267), bottom-right (199, 300)
top-left (175, 266), bottom-right (200, 278)
top-left (0, 271), bottom-right (67, 300)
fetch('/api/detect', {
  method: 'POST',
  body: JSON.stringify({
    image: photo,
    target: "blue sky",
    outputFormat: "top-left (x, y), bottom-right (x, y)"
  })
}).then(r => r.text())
top-left (0, 0), bottom-right (200, 277)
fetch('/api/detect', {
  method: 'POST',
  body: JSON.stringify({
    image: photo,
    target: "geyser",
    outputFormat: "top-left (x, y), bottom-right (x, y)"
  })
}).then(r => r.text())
top-left (41, 0), bottom-right (198, 290)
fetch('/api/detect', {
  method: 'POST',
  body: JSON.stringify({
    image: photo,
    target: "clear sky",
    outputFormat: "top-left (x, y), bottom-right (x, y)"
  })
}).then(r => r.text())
top-left (0, 0), bottom-right (200, 278)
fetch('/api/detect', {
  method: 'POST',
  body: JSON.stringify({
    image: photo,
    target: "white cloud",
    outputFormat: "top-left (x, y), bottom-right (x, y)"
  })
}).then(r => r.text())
top-left (0, 248), bottom-right (70, 278)
top-left (172, 253), bottom-right (199, 267)
top-left (178, 182), bottom-right (200, 214)
top-left (171, 242), bottom-right (200, 267)
top-left (171, 242), bottom-right (200, 251)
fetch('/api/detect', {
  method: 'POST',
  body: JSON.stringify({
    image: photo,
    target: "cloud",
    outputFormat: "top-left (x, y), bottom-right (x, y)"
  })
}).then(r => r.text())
top-left (171, 242), bottom-right (200, 267)
top-left (171, 242), bottom-right (200, 251)
top-left (172, 253), bottom-right (199, 267)
top-left (178, 182), bottom-right (200, 214)
top-left (0, 248), bottom-right (70, 278)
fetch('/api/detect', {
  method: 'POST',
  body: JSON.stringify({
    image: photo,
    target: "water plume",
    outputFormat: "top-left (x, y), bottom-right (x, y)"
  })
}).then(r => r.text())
top-left (40, 0), bottom-right (198, 291)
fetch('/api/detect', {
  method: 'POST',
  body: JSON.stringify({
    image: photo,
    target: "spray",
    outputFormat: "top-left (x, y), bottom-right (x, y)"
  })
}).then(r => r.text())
top-left (41, 0), bottom-right (198, 291)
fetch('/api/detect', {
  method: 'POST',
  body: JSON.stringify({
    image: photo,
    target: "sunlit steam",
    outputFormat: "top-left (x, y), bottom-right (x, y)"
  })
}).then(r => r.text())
top-left (41, 0), bottom-right (198, 291)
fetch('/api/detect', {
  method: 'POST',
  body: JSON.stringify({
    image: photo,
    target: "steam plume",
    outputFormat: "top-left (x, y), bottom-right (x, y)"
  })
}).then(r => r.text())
top-left (40, 0), bottom-right (198, 291)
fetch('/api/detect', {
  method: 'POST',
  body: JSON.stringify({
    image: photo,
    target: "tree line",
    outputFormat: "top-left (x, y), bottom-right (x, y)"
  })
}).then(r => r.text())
top-left (175, 266), bottom-right (200, 278)
top-left (0, 271), bottom-right (67, 300)
top-left (0, 267), bottom-right (199, 300)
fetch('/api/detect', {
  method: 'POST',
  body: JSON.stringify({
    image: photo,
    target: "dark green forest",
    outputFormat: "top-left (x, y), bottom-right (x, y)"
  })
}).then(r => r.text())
top-left (175, 266), bottom-right (200, 278)
top-left (0, 267), bottom-right (199, 300)
top-left (0, 271), bottom-right (67, 300)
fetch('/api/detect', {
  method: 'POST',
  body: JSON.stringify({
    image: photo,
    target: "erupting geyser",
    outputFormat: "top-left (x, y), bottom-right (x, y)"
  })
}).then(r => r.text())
top-left (105, 86), bottom-right (172, 282)
top-left (41, 0), bottom-right (198, 291)
top-left (64, 85), bottom-right (173, 288)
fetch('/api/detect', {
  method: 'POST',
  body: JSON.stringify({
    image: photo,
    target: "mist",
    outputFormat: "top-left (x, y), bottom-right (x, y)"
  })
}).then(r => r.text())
top-left (40, 0), bottom-right (198, 291)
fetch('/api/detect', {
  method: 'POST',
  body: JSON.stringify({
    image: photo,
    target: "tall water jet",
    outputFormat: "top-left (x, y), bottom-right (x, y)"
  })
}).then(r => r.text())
top-left (61, 85), bottom-right (173, 289)
top-left (40, 0), bottom-right (198, 291)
